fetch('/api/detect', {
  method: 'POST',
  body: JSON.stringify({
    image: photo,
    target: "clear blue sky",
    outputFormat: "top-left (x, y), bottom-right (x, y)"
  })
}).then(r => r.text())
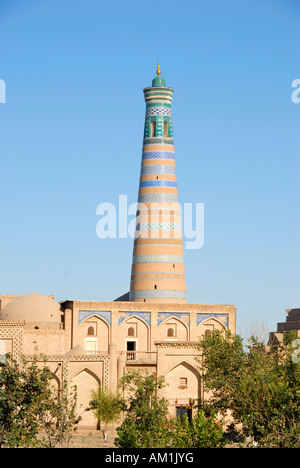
top-left (0, 0), bottom-right (299, 336)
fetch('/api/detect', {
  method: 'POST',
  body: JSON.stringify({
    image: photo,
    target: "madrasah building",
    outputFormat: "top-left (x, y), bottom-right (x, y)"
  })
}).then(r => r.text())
top-left (0, 65), bottom-right (236, 429)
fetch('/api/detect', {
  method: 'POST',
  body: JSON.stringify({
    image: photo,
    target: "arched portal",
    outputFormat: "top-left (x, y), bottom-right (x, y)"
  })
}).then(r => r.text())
top-left (165, 361), bottom-right (201, 418)
top-left (71, 369), bottom-right (100, 428)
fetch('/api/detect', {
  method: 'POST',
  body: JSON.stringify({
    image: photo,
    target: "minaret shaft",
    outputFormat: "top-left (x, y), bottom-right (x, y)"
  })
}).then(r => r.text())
top-left (129, 67), bottom-right (186, 303)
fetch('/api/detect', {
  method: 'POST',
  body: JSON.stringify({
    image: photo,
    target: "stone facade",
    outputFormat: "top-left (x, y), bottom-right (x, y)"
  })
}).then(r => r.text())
top-left (0, 294), bottom-right (236, 428)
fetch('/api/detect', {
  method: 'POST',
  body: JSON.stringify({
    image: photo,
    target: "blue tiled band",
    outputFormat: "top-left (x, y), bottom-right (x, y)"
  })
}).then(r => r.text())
top-left (142, 151), bottom-right (175, 160)
top-left (139, 180), bottom-right (177, 188)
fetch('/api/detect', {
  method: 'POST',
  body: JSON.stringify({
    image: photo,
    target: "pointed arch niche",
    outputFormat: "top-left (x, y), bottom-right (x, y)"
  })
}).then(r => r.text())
top-left (197, 316), bottom-right (227, 338)
top-left (118, 314), bottom-right (150, 352)
top-left (79, 314), bottom-right (110, 352)
top-left (71, 368), bottom-right (100, 429)
top-left (165, 361), bottom-right (201, 410)
top-left (159, 316), bottom-right (189, 342)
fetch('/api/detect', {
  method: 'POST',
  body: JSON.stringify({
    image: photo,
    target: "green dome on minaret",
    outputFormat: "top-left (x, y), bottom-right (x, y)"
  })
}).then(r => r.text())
top-left (152, 62), bottom-right (166, 87)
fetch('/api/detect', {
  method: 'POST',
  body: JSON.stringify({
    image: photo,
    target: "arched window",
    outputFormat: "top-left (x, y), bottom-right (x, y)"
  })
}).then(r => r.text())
top-left (151, 120), bottom-right (156, 137)
top-left (167, 328), bottom-right (174, 337)
top-left (128, 327), bottom-right (135, 337)
top-left (164, 121), bottom-right (169, 138)
top-left (87, 326), bottom-right (95, 336)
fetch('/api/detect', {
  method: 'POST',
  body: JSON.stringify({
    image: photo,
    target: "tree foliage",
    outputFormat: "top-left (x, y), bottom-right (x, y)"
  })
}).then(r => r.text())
top-left (89, 386), bottom-right (123, 433)
top-left (169, 411), bottom-right (224, 448)
top-left (196, 329), bottom-right (300, 447)
top-left (0, 353), bottom-right (80, 448)
top-left (115, 370), bottom-right (170, 448)
top-left (115, 369), bottom-right (224, 448)
top-left (37, 379), bottom-right (80, 448)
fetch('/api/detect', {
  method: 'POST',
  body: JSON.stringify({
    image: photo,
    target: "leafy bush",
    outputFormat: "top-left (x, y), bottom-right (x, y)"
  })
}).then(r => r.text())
top-left (197, 330), bottom-right (300, 447)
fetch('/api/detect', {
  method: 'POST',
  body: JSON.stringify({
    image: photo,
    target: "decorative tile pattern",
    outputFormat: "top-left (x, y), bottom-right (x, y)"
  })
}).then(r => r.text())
top-left (118, 311), bottom-right (151, 327)
top-left (136, 223), bottom-right (181, 231)
top-left (142, 151), bottom-right (175, 160)
top-left (132, 254), bottom-right (184, 264)
top-left (146, 107), bottom-right (172, 116)
top-left (0, 322), bottom-right (25, 361)
top-left (197, 313), bottom-right (229, 328)
top-left (143, 137), bottom-right (174, 145)
top-left (138, 193), bottom-right (178, 203)
top-left (78, 310), bottom-right (111, 326)
top-left (146, 102), bottom-right (171, 108)
top-left (158, 312), bottom-right (190, 327)
top-left (129, 290), bottom-right (186, 300)
top-left (25, 353), bottom-right (110, 390)
top-left (140, 165), bottom-right (176, 176)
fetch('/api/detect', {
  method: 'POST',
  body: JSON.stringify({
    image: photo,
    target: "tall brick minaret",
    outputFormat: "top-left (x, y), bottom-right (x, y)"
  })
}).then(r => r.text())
top-left (129, 64), bottom-right (186, 303)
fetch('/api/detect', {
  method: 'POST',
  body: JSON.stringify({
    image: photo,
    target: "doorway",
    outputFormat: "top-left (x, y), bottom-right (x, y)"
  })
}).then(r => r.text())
top-left (176, 406), bottom-right (192, 423)
top-left (126, 340), bottom-right (136, 360)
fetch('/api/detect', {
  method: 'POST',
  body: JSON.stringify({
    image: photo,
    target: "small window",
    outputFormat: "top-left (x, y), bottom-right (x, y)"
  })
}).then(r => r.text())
top-left (164, 121), bottom-right (169, 138)
top-left (180, 377), bottom-right (187, 386)
top-left (204, 323), bottom-right (214, 336)
top-left (128, 327), bottom-right (135, 337)
top-left (151, 120), bottom-right (156, 137)
top-left (87, 326), bottom-right (95, 336)
top-left (167, 328), bottom-right (174, 337)
top-left (154, 284), bottom-right (157, 289)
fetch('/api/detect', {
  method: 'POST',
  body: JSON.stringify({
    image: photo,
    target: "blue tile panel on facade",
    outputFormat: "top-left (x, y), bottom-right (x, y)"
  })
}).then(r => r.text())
top-left (129, 68), bottom-right (187, 303)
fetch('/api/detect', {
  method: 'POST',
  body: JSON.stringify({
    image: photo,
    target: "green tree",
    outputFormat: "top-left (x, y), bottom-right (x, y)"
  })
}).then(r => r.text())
top-left (37, 380), bottom-right (81, 448)
top-left (115, 370), bottom-right (171, 448)
top-left (169, 411), bottom-right (224, 448)
top-left (0, 353), bottom-right (80, 448)
top-left (89, 386), bottom-right (123, 439)
top-left (196, 329), bottom-right (300, 447)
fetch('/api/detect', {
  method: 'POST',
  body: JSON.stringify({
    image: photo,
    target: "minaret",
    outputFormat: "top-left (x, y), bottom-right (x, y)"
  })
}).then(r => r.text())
top-left (129, 64), bottom-right (187, 303)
